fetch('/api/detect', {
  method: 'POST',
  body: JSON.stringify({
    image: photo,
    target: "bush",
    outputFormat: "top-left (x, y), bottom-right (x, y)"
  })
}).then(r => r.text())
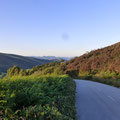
top-left (6, 62), bottom-right (64, 77)
top-left (65, 70), bottom-right (79, 78)
top-left (7, 65), bottom-right (27, 77)
top-left (0, 75), bottom-right (75, 120)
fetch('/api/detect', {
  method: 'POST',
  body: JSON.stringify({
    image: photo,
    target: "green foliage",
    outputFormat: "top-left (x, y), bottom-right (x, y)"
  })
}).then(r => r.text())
top-left (78, 72), bottom-right (92, 80)
top-left (91, 76), bottom-right (120, 87)
top-left (95, 71), bottom-right (118, 79)
top-left (79, 75), bottom-right (93, 80)
top-left (0, 75), bottom-right (75, 120)
top-left (78, 71), bottom-right (120, 87)
top-left (28, 62), bottom-right (64, 76)
top-left (6, 62), bottom-right (64, 77)
top-left (65, 69), bottom-right (79, 78)
top-left (7, 65), bottom-right (27, 77)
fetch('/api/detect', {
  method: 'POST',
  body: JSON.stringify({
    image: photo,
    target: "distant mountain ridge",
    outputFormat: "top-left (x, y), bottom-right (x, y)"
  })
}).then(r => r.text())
top-left (0, 53), bottom-right (53, 73)
top-left (32, 56), bottom-right (73, 61)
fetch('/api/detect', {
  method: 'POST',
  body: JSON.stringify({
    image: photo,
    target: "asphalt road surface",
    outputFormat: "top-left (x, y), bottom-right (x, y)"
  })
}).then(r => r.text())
top-left (75, 79), bottom-right (120, 120)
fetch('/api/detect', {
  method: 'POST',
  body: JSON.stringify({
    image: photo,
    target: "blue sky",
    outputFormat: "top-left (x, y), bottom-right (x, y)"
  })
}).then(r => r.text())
top-left (0, 0), bottom-right (120, 57)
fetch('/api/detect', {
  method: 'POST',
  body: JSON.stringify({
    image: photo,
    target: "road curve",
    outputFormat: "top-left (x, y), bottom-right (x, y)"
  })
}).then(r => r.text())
top-left (75, 79), bottom-right (120, 120)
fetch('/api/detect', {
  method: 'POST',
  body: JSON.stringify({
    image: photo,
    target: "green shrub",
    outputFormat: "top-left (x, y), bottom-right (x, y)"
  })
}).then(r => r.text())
top-left (7, 65), bottom-right (27, 77)
top-left (65, 70), bottom-right (79, 78)
top-left (6, 62), bottom-right (64, 77)
top-left (0, 75), bottom-right (75, 120)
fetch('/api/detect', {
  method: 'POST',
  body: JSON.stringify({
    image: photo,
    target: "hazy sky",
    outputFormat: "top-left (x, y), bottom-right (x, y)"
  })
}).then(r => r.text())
top-left (0, 0), bottom-right (120, 57)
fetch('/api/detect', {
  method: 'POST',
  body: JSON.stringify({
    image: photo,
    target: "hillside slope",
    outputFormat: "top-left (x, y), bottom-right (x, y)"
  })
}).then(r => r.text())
top-left (63, 42), bottom-right (120, 78)
top-left (0, 53), bottom-right (53, 73)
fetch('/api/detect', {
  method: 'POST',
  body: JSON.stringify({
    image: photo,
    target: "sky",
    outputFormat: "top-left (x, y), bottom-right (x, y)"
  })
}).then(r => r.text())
top-left (0, 0), bottom-right (120, 57)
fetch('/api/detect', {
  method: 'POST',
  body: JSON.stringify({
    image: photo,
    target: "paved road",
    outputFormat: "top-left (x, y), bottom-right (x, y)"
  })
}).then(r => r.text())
top-left (75, 79), bottom-right (120, 120)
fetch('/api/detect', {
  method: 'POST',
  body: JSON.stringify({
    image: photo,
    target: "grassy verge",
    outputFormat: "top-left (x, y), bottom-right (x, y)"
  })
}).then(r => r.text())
top-left (0, 75), bottom-right (76, 120)
top-left (79, 75), bottom-right (120, 87)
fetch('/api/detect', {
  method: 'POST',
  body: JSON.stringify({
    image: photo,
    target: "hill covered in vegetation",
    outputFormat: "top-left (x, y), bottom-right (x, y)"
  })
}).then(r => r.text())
top-left (61, 42), bottom-right (120, 86)
top-left (0, 53), bottom-right (53, 73)
top-left (63, 42), bottom-right (120, 76)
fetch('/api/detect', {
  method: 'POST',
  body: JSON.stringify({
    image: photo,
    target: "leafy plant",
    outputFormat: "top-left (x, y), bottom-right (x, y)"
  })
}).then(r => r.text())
top-left (0, 75), bottom-right (75, 120)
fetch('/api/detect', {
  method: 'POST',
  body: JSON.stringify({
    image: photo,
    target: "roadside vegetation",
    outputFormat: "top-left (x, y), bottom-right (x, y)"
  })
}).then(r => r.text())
top-left (6, 62), bottom-right (64, 77)
top-left (78, 72), bottom-right (120, 87)
top-left (0, 75), bottom-right (76, 120)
